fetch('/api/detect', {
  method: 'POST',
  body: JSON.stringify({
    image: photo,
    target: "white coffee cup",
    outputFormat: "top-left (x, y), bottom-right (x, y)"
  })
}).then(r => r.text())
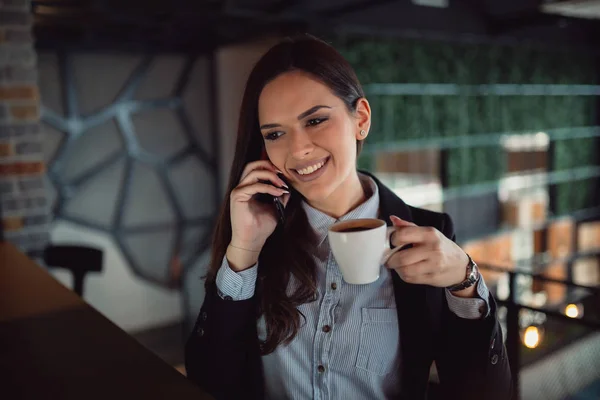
top-left (328, 218), bottom-right (406, 284)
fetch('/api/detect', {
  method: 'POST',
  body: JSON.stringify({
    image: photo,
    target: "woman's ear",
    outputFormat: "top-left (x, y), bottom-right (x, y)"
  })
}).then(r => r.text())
top-left (354, 97), bottom-right (371, 140)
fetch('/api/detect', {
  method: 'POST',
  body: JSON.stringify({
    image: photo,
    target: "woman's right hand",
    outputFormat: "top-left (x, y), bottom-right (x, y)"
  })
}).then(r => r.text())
top-left (229, 160), bottom-right (290, 254)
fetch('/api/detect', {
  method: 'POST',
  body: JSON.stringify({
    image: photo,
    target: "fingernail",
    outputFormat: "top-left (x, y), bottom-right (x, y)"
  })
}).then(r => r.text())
top-left (280, 189), bottom-right (290, 194)
top-left (280, 183), bottom-right (289, 189)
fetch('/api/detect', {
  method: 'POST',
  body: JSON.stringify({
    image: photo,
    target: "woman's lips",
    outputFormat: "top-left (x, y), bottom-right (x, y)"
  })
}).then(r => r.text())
top-left (290, 156), bottom-right (330, 183)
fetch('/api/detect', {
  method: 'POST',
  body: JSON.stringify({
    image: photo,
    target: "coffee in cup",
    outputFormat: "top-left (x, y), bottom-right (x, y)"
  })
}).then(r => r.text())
top-left (328, 218), bottom-right (406, 284)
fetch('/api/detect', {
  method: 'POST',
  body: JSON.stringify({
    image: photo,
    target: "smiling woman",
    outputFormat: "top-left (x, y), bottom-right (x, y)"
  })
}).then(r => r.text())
top-left (258, 70), bottom-right (371, 215)
top-left (184, 35), bottom-right (512, 400)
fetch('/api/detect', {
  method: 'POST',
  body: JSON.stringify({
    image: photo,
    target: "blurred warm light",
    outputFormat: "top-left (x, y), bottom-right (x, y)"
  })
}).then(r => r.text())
top-left (564, 303), bottom-right (583, 319)
top-left (34, 4), bottom-right (83, 18)
top-left (523, 326), bottom-right (542, 349)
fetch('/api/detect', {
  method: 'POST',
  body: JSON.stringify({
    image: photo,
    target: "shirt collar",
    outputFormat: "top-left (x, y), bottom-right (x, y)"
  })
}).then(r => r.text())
top-left (302, 174), bottom-right (380, 246)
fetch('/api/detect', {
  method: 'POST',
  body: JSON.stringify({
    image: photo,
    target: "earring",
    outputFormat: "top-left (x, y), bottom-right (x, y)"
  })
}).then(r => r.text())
top-left (360, 130), bottom-right (367, 137)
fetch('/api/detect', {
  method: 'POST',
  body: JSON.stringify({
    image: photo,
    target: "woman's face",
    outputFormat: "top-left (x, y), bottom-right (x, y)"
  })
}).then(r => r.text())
top-left (258, 71), bottom-right (370, 206)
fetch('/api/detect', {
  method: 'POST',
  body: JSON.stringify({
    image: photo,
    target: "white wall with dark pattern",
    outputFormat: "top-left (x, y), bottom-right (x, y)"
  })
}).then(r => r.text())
top-left (38, 51), bottom-right (217, 331)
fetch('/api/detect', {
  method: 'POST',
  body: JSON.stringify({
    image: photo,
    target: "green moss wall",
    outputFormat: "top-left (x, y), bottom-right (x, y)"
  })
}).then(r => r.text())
top-left (334, 36), bottom-right (599, 215)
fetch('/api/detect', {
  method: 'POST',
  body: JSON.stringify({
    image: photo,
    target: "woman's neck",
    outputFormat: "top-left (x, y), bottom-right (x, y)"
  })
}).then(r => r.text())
top-left (307, 171), bottom-right (368, 219)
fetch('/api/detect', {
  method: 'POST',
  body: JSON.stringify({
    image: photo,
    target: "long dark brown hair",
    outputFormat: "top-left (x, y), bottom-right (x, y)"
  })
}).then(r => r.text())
top-left (206, 35), bottom-right (366, 354)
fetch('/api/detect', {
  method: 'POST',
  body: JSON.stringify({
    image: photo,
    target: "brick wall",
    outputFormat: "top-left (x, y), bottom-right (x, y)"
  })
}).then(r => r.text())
top-left (0, 0), bottom-right (49, 252)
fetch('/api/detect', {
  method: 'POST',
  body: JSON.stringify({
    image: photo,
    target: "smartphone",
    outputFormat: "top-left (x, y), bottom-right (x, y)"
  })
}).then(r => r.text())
top-left (255, 149), bottom-right (286, 225)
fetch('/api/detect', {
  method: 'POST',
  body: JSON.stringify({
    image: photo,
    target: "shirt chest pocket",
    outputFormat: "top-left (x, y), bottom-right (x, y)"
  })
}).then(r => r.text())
top-left (356, 308), bottom-right (400, 376)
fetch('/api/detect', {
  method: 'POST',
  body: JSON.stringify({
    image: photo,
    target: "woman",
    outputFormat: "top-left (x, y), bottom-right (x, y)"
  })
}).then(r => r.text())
top-left (185, 35), bottom-right (511, 400)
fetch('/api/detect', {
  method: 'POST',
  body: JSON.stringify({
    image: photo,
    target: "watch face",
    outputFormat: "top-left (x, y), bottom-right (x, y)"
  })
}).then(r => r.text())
top-left (470, 263), bottom-right (479, 281)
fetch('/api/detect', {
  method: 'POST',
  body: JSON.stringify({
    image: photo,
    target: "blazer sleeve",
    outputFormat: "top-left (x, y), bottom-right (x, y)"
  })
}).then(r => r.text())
top-left (434, 213), bottom-right (513, 400)
top-left (184, 283), bottom-right (264, 400)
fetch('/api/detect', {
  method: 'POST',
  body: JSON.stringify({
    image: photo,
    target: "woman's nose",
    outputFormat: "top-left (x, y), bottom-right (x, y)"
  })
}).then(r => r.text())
top-left (289, 129), bottom-right (314, 159)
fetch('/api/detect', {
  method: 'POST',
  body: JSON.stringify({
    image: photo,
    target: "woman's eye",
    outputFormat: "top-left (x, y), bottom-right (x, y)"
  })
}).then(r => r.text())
top-left (307, 117), bottom-right (327, 127)
top-left (264, 131), bottom-right (284, 141)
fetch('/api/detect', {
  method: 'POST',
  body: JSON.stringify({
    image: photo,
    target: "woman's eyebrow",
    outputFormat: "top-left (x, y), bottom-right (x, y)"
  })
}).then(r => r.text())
top-left (297, 105), bottom-right (331, 120)
top-left (259, 105), bottom-right (332, 130)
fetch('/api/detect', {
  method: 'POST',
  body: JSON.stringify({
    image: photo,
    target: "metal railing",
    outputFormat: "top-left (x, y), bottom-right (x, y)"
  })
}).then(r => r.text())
top-left (479, 251), bottom-right (600, 400)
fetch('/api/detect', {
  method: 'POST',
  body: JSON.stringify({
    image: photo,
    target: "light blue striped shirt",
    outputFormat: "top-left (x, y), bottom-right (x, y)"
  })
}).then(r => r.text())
top-left (216, 175), bottom-right (489, 399)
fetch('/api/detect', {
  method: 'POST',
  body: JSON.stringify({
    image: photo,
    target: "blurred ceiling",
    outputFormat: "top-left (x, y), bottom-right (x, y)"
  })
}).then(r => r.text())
top-left (31, 0), bottom-right (600, 52)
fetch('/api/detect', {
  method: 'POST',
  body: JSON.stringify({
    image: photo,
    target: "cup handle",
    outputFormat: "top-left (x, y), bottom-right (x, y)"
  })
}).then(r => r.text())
top-left (381, 226), bottom-right (412, 265)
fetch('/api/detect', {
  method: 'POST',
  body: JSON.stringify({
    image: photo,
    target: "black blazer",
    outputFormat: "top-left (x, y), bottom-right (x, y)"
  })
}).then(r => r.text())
top-left (185, 173), bottom-right (512, 399)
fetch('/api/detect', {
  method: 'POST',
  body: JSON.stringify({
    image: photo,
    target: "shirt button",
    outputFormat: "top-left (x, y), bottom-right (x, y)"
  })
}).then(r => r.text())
top-left (491, 354), bottom-right (499, 365)
top-left (317, 365), bottom-right (325, 373)
top-left (197, 327), bottom-right (204, 337)
top-left (322, 325), bottom-right (331, 333)
top-left (201, 311), bottom-right (208, 321)
top-left (330, 282), bottom-right (337, 290)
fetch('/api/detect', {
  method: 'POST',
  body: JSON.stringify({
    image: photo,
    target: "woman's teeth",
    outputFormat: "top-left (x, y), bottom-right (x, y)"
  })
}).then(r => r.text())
top-left (296, 160), bottom-right (325, 175)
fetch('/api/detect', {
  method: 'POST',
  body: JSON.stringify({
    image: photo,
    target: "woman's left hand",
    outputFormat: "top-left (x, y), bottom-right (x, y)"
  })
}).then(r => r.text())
top-left (385, 215), bottom-right (471, 292)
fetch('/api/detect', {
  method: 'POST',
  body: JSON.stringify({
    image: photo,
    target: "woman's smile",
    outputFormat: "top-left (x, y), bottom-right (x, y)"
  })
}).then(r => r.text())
top-left (290, 156), bottom-right (330, 182)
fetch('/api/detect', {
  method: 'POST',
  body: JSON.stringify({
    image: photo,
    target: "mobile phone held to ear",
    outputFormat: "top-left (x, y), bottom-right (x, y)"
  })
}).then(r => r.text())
top-left (255, 149), bottom-right (286, 225)
top-left (255, 180), bottom-right (286, 225)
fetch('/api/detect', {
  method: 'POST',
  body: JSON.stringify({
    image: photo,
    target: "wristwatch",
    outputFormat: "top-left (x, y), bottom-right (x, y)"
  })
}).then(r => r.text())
top-left (446, 253), bottom-right (479, 292)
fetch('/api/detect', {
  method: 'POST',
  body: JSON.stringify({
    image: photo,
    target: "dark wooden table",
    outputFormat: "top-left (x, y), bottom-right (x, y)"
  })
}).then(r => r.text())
top-left (0, 242), bottom-right (212, 399)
